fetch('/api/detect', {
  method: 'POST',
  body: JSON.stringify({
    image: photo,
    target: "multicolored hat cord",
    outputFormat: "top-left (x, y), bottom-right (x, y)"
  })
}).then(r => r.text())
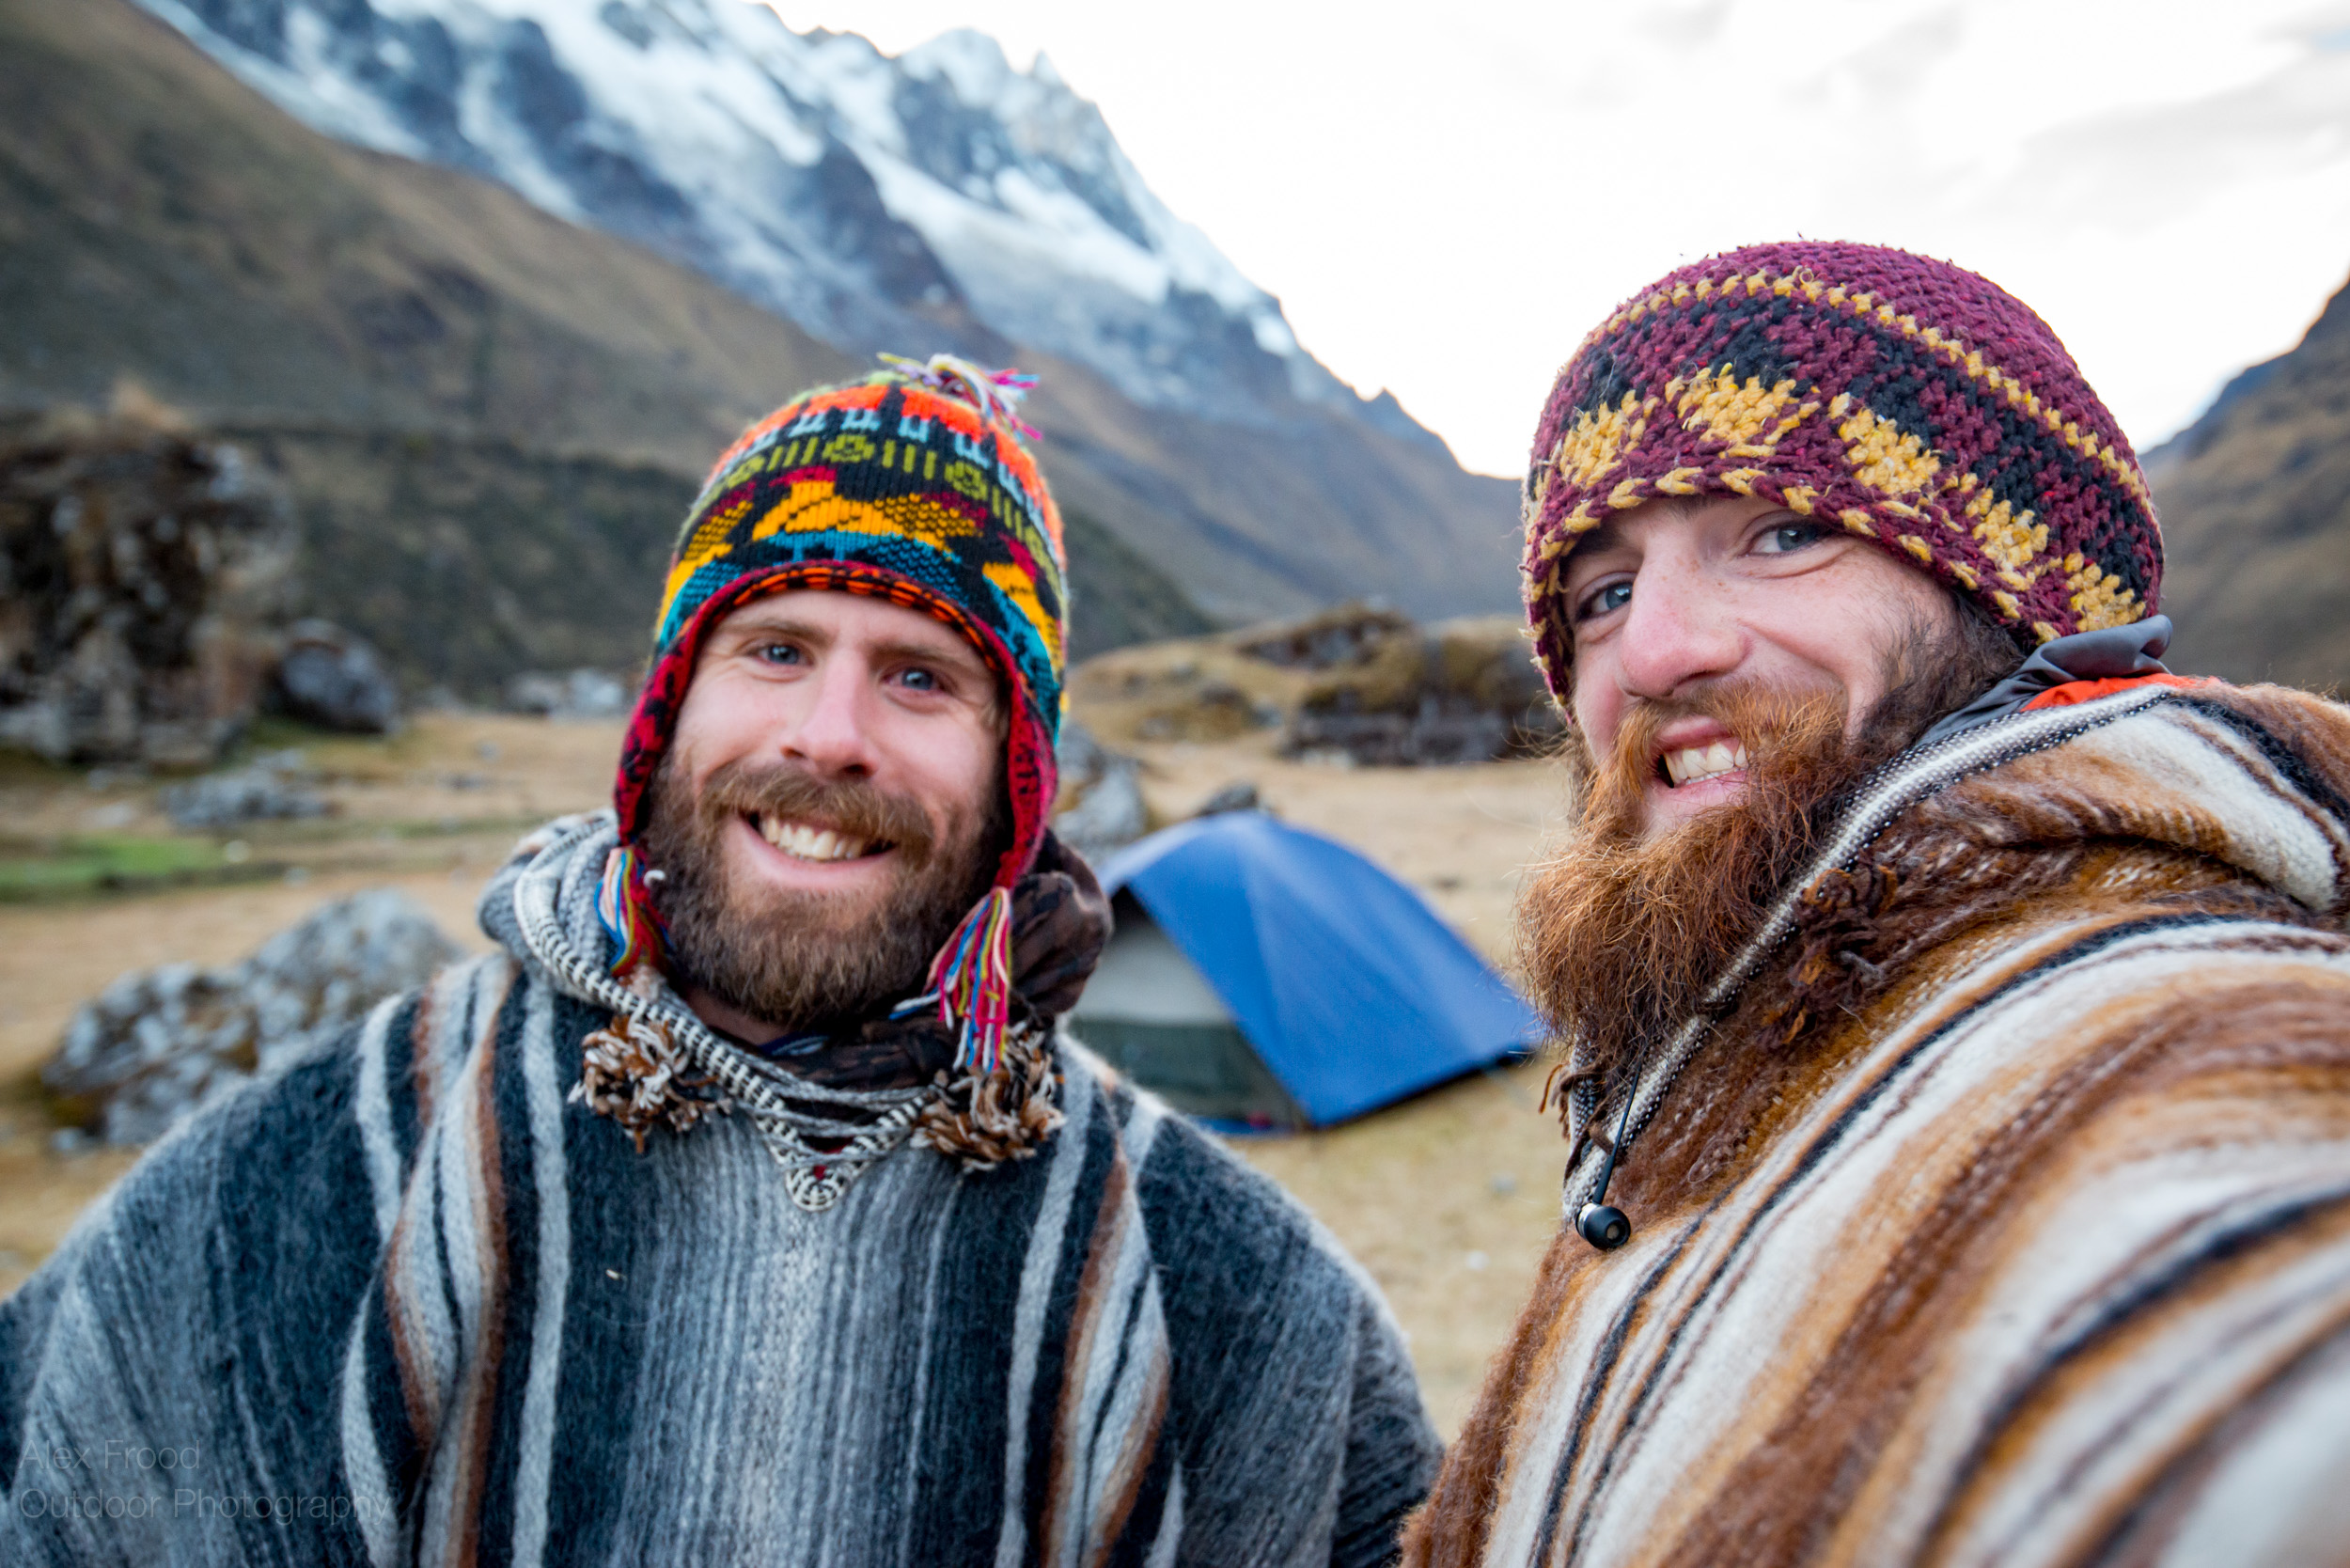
top-left (595, 841), bottom-right (663, 977)
top-left (1522, 242), bottom-right (2163, 702)
top-left (926, 885), bottom-right (1017, 1074)
top-left (605, 354), bottom-right (1071, 1081)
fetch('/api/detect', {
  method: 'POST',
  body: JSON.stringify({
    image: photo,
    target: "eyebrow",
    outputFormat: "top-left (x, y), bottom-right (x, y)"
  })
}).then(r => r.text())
top-left (870, 635), bottom-right (989, 674)
top-left (721, 612), bottom-right (828, 649)
top-left (1573, 519), bottom-right (1630, 559)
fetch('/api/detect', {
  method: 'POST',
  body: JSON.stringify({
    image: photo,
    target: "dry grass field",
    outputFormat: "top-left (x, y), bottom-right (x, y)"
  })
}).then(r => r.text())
top-left (0, 710), bottom-right (1574, 1436)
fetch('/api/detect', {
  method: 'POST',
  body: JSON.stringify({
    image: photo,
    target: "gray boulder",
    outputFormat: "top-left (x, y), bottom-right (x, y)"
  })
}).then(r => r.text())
top-left (161, 747), bottom-right (328, 829)
top-left (1054, 721), bottom-right (1149, 867)
top-left (1197, 780), bottom-right (1262, 816)
top-left (506, 668), bottom-right (630, 719)
top-left (44, 889), bottom-right (462, 1144)
top-left (0, 407), bottom-right (297, 767)
top-left (273, 619), bottom-right (401, 733)
top-left (1266, 609), bottom-right (1564, 767)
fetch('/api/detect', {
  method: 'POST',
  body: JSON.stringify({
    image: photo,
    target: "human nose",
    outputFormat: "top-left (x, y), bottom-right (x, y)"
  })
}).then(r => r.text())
top-left (779, 655), bottom-right (880, 777)
top-left (1612, 562), bottom-right (1743, 701)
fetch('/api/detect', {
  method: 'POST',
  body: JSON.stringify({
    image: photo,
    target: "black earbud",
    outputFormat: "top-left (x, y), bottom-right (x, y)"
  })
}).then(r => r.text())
top-left (1573, 1073), bottom-right (1641, 1252)
top-left (1576, 1202), bottom-right (1630, 1250)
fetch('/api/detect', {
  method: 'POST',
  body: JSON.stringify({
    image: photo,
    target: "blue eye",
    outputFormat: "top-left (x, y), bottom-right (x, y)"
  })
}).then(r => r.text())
top-left (897, 667), bottom-right (938, 692)
top-left (757, 643), bottom-right (804, 666)
top-left (1760, 522), bottom-right (1826, 554)
top-left (1578, 581), bottom-right (1633, 621)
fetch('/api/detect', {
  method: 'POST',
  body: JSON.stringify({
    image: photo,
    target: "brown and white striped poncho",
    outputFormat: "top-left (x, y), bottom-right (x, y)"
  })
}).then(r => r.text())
top-left (1408, 682), bottom-right (2350, 1568)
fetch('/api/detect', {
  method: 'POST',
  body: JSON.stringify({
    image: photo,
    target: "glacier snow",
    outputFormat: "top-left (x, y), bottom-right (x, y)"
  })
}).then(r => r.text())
top-left (135, 0), bottom-right (1366, 428)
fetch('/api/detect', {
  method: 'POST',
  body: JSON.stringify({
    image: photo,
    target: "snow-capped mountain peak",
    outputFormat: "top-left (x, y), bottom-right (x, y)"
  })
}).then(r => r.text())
top-left (136, 0), bottom-right (1356, 425)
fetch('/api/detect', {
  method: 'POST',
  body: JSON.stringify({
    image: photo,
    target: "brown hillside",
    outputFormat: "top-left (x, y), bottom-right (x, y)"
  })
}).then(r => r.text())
top-left (2148, 273), bottom-right (2350, 692)
top-left (0, 0), bottom-right (852, 466)
top-left (0, 0), bottom-right (1209, 685)
top-left (0, 0), bottom-right (1515, 693)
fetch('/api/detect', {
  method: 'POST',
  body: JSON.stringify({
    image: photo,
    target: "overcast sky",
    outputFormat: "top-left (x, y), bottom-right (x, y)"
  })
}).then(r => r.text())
top-left (766, 0), bottom-right (2350, 477)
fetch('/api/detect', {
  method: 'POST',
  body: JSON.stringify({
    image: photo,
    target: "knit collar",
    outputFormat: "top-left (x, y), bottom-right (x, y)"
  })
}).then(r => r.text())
top-left (478, 811), bottom-right (1108, 1207)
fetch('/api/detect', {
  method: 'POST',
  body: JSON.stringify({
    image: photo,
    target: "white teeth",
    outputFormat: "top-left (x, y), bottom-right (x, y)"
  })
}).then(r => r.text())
top-left (757, 816), bottom-right (871, 861)
top-left (1663, 742), bottom-right (1751, 787)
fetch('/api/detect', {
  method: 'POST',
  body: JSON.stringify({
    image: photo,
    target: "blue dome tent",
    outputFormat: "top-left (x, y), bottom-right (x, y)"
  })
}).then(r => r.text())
top-left (1070, 811), bottom-right (1543, 1128)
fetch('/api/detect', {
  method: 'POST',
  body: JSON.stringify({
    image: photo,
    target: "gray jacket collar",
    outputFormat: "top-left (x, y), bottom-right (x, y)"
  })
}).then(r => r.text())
top-left (1917, 615), bottom-right (2173, 745)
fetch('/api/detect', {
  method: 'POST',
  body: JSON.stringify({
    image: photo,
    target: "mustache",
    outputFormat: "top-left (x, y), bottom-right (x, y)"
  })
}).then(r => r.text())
top-left (691, 759), bottom-right (940, 863)
top-left (1582, 679), bottom-right (1850, 839)
top-left (1518, 680), bottom-right (1855, 1090)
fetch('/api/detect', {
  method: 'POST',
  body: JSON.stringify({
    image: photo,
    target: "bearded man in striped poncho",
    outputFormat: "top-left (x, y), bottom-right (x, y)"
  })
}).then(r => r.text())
top-left (1, 358), bottom-right (1440, 1565)
top-left (1405, 243), bottom-right (2350, 1568)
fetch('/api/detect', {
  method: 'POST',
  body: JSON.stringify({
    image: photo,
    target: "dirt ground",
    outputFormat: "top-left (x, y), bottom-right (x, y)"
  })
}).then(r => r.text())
top-left (0, 712), bottom-right (1573, 1437)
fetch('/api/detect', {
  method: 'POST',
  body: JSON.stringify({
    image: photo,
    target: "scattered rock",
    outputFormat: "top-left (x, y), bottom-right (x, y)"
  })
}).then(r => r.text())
top-left (1260, 608), bottom-right (1563, 767)
top-left (507, 667), bottom-right (631, 719)
top-left (43, 889), bottom-right (462, 1145)
top-left (271, 619), bottom-right (401, 733)
top-left (1054, 721), bottom-right (1149, 865)
top-left (1197, 780), bottom-right (1261, 816)
top-left (161, 748), bottom-right (328, 829)
top-left (0, 404), bottom-right (297, 766)
top-left (1132, 681), bottom-right (1271, 742)
top-left (1237, 603), bottom-right (1415, 669)
top-left (1069, 603), bottom-right (1563, 764)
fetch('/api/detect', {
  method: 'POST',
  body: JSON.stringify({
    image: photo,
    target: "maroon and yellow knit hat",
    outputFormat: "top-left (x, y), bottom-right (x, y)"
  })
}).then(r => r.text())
top-left (1522, 242), bottom-right (2162, 697)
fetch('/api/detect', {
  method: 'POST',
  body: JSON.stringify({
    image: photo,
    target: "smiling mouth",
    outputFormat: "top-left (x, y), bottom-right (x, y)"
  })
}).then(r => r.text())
top-left (1660, 740), bottom-right (1751, 788)
top-left (751, 812), bottom-right (890, 862)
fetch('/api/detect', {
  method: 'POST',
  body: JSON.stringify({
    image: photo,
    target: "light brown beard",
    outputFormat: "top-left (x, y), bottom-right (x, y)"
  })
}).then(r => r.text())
top-left (640, 754), bottom-right (1008, 1038)
top-left (1516, 613), bottom-right (2020, 1084)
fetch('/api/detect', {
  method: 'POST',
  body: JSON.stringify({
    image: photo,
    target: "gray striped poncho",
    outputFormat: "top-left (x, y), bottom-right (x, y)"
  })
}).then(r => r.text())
top-left (2, 815), bottom-right (1439, 1566)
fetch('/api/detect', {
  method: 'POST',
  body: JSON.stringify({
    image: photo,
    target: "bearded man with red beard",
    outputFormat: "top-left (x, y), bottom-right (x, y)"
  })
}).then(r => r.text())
top-left (1, 358), bottom-right (1440, 1567)
top-left (1403, 243), bottom-right (2350, 1568)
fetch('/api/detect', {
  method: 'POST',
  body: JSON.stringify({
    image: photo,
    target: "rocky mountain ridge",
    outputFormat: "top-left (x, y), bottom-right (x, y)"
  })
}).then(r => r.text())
top-left (0, 0), bottom-right (1517, 701)
top-left (2145, 269), bottom-right (2350, 692)
top-left (136, 0), bottom-right (1439, 447)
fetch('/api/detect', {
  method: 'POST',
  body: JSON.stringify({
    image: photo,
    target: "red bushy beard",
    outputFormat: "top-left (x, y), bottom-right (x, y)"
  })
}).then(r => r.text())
top-left (641, 753), bottom-right (1008, 1037)
top-left (1516, 618), bottom-right (2015, 1082)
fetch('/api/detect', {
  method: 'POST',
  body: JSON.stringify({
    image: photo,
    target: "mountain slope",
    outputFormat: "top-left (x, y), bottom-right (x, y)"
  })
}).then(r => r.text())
top-left (125, 0), bottom-right (1524, 622)
top-left (136, 0), bottom-right (1377, 431)
top-left (2145, 271), bottom-right (2350, 692)
top-left (0, 0), bottom-right (1219, 693)
top-left (2, 0), bottom-right (1517, 673)
top-left (234, 426), bottom-right (1202, 688)
top-left (0, 0), bottom-right (853, 464)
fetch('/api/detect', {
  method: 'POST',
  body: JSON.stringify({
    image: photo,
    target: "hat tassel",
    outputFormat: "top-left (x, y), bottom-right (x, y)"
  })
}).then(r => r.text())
top-left (928, 886), bottom-right (1017, 1074)
top-left (597, 843), bottom-right (663, 976)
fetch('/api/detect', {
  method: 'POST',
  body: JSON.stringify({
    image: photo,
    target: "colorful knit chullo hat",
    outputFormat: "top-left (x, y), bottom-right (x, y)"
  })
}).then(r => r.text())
top-left (1522, 241), bottom-right (2163, 699)
top-left (603, 354), bottom-right (1068, 1076)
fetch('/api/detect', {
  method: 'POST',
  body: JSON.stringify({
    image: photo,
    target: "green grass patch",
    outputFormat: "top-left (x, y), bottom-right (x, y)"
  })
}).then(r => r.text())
top-left (0, 835), bottom-right (261, 902)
